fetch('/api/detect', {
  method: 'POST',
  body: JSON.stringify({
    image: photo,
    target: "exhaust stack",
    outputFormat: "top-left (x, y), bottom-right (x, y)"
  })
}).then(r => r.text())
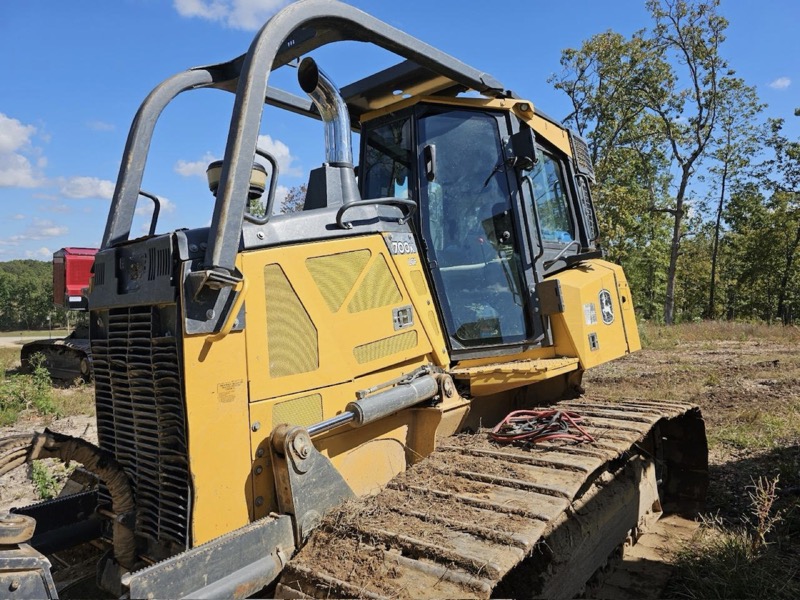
top-left (298, 58), bottom-right (353, 166)
top-left (298, 57), bottom-right (360, 210)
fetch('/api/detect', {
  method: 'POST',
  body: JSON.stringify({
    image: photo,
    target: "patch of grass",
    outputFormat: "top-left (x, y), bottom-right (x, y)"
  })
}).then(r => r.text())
top-left (30, 461), bottom-right (59, 500)
top-left (640, 321), bottom-right (800, 349)
top-left (0, 352), bottom-right (59, 425)
top-left (709, 405), bottom-right (800, 451)
top-left (668, 477), bottom-right (799, 599)
top-left (668, 527), bottom-right (799, 599)
top-left (0, 347), bottom-right (19, 372)
top-left (52, 380), bottom-right (96, 418)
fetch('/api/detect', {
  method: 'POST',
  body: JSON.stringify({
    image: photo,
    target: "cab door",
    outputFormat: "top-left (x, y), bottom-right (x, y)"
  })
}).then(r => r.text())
top-left (415, 106), bottom-right (545, 356)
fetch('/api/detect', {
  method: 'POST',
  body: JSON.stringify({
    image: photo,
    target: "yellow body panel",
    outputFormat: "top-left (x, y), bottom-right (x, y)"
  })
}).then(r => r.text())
top-left (234, 233), bottom-right (448, 519)
top-left (451, 357), bottom-right (580, 395)
top-left (240, 235), bottom-right (434, 402)
top-left (451, 259), bottom-right (639, 394)
top-left (549, 259), bottom-right (640, 369)
top-left (180, 262), bottom-right (254, 545)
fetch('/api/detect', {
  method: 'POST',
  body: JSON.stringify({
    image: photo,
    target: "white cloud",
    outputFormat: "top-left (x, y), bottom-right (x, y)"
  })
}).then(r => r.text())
top-left (11, 213), bottom-right (25, 220)
top-left (48, 203), bottom-right (71, 214)
top-left (257, 134), bottom-right (301, 176)
top-left (274, 184), bottom-right (289, 209)
top-left (175, 151), bottom-right (218, 177)
top-left (26, 246), bottom-right (52, 259)
top-left (769, 77), bottom-right (791, 90)
top-left (9, 219), bottom-right (68, 242)
top-left (176, 136), bottom-right (300, 181)
top-left (0, 113), bottom-right (45, 188)
top-left (135, 196), bottom-right (176, 216)
top-left (59, 176), bottom-right (115, 199)
top-left (173, 0), bottom-right (291, 31)
top-left (87, 120), bottom-right (115, 132)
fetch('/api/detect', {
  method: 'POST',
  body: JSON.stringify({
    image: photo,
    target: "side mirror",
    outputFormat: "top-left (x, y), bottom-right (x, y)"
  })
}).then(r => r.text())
top-left (510, 127), bottom-right (536, 171)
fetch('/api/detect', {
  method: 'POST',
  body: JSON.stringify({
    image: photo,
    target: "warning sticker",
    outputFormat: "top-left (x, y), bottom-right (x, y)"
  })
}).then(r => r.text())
top-left (584, 302), bottom-right (598, 326)
top-left (217, 379), bottom-right (244, 404)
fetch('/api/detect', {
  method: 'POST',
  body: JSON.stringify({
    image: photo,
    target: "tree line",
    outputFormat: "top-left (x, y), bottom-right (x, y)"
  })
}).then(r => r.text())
top-left (550, 0), bottom-right (799, 324)
top-left (0, 260), bottom-right (68, 331)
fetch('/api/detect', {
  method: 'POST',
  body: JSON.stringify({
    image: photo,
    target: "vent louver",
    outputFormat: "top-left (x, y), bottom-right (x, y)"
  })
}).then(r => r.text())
top-left (92, 305), bottom-right (190, 549)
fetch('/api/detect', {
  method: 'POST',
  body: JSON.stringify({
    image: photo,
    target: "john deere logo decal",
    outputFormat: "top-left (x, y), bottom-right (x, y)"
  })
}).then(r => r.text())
top-left (599, 289), bottom-right (614, 325)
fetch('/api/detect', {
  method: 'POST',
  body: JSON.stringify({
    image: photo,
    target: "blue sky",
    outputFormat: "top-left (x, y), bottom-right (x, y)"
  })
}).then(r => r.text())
top-left (1, 0), bottom-right (798, 261)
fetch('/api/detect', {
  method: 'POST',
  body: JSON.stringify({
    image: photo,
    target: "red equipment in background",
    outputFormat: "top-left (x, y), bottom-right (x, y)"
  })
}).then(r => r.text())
top-left (20, 248), bottom-right (98, 381)
top-left (53, 248), bottom-right (97, 310)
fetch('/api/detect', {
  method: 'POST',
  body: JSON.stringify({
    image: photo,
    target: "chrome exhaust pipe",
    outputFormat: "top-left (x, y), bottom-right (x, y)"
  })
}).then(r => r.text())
top-left (298, 57), bottom-right (353, 166)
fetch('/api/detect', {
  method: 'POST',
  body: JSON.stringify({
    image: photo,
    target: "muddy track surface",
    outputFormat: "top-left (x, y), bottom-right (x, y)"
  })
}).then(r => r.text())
top-left (276, 399), bottom-right (702, 599)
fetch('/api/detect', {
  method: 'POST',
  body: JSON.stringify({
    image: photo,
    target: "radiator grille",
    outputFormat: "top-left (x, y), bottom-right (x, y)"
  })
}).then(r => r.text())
top-left (92, 305), bottom-right (190, 549)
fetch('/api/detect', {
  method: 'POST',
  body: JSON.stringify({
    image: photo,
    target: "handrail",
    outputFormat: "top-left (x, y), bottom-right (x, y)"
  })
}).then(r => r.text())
top-left (335, 197), bottom-right (417, 229)
top-left (522, 176), bottom-right (545, 262)
top-left (137, 190), bottom-right (162, 236)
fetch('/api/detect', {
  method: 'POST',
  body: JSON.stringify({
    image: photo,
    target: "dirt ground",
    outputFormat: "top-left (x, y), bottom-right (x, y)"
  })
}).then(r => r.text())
top-left (0, 413), bottom-right (96, 511)
top-left (1, 324), bottom-right (798, 596)
top-left (585, 334), bottom-right (800, 524)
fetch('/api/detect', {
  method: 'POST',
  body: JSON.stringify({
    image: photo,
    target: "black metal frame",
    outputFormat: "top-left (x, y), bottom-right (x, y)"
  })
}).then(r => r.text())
top-left (101, 0), bottom-right (510, 280)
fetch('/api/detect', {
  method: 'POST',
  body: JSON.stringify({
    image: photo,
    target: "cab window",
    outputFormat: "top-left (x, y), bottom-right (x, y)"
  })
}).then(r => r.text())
top-left (530, 148), bottom-right (574, 243)
top-left (362, 117), bottom-right (413, 199)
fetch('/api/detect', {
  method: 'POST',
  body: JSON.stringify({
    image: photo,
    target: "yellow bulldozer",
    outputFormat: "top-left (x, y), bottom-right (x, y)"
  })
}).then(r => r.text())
top-left (0, 0), bottom-right (707, 597)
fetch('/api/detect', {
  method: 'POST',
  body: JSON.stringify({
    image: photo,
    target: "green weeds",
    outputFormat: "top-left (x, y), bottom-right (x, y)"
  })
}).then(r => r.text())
top-left (709, 405), bottom-right (800, 451)
top-left (668, 477), bottom-right (799, 599)
top-left (30, 461), bottom-right (59, 500)
top-left (0, 352), bottom-right (58, 425)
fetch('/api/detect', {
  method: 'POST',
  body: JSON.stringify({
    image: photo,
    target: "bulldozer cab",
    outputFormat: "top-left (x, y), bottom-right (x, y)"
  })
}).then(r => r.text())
top-left (363, 107), bottom-right (536, 352)
top-left (360, 103), bottom-right (597, 357)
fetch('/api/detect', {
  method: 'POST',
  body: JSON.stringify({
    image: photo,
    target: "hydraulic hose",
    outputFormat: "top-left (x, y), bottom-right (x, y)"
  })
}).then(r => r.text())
top-left (0, 429), bottom-right (136, 570)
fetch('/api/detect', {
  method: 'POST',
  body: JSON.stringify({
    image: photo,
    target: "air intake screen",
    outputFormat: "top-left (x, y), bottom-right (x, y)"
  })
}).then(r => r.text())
top-left (348, 255), bottom-right (402, 313)
top-left (272, 394), bottom-right (323, 428)
top-left (354, 330), bottom-right (418, 364)
top-left (306, 250), bottom-right (370, 312)
top-left (264, 264), bottom-right (319, 377)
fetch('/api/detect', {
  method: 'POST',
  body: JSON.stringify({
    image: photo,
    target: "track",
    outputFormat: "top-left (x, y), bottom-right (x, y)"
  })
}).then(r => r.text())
top-left (276, 398), bottom-right (707, 599)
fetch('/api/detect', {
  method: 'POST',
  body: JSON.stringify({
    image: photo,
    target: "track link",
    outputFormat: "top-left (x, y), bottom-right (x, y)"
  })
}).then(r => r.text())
top-left (276, 398), bottom-right (707, 599)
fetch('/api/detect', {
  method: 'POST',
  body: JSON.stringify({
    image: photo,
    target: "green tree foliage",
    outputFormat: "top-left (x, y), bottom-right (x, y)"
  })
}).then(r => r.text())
top-left (550, 0), bottom-right (792, 325)
top-left (723, 183), bottom-right (800, 322)
top-left (0, 259), bottom-right (65, 331)
top-left (642, 0), bottom-right (730, 325)
top-left (705, 78), bottom-right (765, 319)
top-left (550, 30), bottom-right (673, 320)
top-left (759, 119), bottom-right (800, 324)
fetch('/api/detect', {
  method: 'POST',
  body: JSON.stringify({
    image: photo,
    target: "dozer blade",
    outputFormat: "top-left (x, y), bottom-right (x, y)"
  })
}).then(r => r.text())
top-left (276, 398), bottom-right (707, 599)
